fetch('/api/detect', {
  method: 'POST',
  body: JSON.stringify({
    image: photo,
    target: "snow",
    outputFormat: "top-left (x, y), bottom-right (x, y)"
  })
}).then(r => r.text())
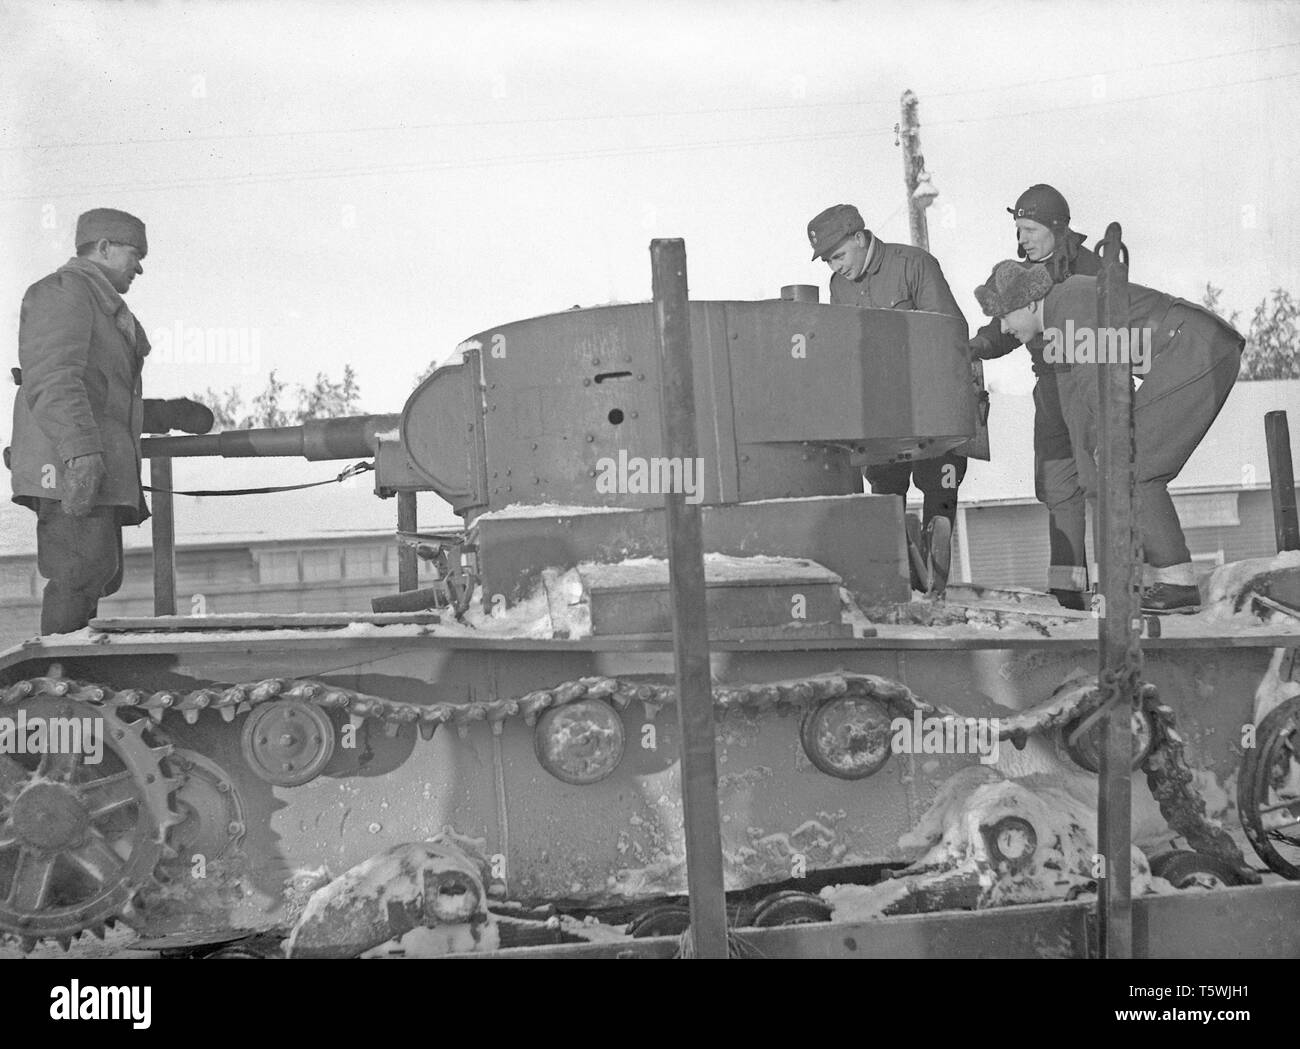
top-left (360, 920), bottom-right (500, 958)
top-left (1253, 646), bottom-right (1300, 724)
top-left (472, 502), bottom-right (642, 522)
top-left (1202, 550), bottom-right (1300, 620)
top-left (285, 837), bottom-right (492, 958)
top-left (578, 553), bottom-right (839, 588)
top-left (820, 764), bottom-right (1168, 922)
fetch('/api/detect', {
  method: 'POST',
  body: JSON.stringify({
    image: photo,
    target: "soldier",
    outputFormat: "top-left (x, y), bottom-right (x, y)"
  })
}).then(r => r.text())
top-left (969, 185), bottom-right (1098, 611)
top-left (807, 203), bottom-right (968, 592)
top-left (974, 259), bottom-right (1244, 613)
top-left (9, 208), bottom-right (214, 633)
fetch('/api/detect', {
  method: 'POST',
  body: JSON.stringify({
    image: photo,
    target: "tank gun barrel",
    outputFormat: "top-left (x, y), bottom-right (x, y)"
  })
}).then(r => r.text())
top-left (141, 414), bottom-right (401, 460)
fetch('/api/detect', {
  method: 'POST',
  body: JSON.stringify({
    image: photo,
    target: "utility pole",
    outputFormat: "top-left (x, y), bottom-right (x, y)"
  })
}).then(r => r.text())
top-left (898, 90), bottom-right (990, 468)
top-left (899, 90), bottom-right (937, 252)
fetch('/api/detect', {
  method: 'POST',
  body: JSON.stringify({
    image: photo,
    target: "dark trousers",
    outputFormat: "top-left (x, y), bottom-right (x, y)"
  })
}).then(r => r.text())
top-left (1033, 372), bottom-right (1088, 592)
top-left (864, 451), bottom-right (967, 527)
top-left (36, 499), bottom-right (124, 634)
top-left (1063, 312), bottom-right (1243, 569)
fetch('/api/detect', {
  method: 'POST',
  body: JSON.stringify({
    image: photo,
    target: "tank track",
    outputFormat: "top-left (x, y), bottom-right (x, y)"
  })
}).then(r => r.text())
top-left (1, 667), bottom-right (1254, 951)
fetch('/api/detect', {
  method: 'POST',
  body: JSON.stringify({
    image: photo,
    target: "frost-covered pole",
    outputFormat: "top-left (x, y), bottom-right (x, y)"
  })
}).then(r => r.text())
top-left (899, 90), bottom-right (930, 253)
top-left (1095, 222), bottom-right (1137, 959)
top-left (650, 238), bottom-right (729, 959)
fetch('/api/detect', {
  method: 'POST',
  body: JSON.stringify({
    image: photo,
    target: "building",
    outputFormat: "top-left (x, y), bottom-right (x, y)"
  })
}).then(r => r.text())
top-left (0, 455), bottom-right (459, 649)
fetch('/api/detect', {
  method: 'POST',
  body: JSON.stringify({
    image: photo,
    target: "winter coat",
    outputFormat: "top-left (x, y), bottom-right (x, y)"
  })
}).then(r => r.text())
top-left (10, 259), bottom-right (151, 524)
top-left (829, 237), bottom-right (967, 327)
top-left (971, 231), bottom-right (1100, 375)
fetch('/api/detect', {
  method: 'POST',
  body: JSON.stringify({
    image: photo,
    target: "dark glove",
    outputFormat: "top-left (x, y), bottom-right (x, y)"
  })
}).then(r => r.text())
top-left (142, 397), bottom-right (215, 435)
top-left (62, 453), bottom-right (107, 517)
top-left (967, 335), bottom-right (993, 360)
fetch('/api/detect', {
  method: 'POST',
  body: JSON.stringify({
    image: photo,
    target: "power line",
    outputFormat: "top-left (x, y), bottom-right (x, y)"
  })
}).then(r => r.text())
top-left (2, 40), bottom-right (1296, 154)
top-left (4, 68), bottom-right (1297, 203)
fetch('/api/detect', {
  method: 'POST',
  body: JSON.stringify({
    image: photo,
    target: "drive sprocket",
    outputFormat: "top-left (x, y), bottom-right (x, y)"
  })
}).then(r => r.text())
top-left (0, 680), bottom-right (182, 949)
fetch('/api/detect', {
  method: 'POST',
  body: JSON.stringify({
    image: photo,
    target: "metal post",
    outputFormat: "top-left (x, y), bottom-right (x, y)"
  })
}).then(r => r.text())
top-left (149, 456), bottom-right (177, 616)
top-left (397, 491), bottom-right (419, 591)
top-left (650, 238), bottom-right (728, 959)
top-left (1095, 222), bottom-right (1137, 959)
top-left (1265, 411), bottom-right (1300, 552)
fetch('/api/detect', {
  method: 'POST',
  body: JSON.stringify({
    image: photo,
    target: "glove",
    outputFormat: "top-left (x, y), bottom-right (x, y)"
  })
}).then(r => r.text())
top-left (143, 397), bottom-right (215, 435)
top-left (62, 453), bottom-right (107, 517)
top-left (967, 335), bottom-right (993, 360)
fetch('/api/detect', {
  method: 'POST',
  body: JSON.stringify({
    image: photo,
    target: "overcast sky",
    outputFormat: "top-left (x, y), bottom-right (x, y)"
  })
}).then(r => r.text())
top-left (3, 0), bottom-right (1297, 428)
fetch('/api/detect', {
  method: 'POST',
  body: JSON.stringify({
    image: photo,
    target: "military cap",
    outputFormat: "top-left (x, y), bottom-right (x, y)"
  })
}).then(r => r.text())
top-left (807, 204), bottom-right (867, 261)
top-left (1007, 184), bottom-right (1070, 228)
top-left (75, 208), bottom-right (148, 257)
top-left (974, 259), bottom-right (1054, 317)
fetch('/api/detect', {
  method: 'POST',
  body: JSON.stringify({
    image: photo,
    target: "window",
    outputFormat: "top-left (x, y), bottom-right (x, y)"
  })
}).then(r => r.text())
top-left (345, 545), bottom-right (391, 579)
top-left (301, 548), bottom-right (343, 582)
top-left (1173, 493), bottom-right (1239, 529)
top-left (257, 550), bottom-right (299, 584)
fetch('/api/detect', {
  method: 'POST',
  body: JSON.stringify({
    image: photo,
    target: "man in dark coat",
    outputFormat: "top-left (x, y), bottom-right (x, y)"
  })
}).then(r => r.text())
top-left (968, 185), bottom-right (1098, 610)
top-left (974, 259), bottom-right (1244, 614)
top-left (9, 208), bottom-right (213, 633)
top-left (808, 203), bottom-right (969, 591)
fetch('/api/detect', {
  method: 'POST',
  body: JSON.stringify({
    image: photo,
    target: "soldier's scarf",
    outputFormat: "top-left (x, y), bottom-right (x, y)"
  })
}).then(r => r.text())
top-left (58, 256), bottom-right (149, 357)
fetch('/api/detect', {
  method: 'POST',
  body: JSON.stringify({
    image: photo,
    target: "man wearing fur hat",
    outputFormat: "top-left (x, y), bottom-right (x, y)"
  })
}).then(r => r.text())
top-left (974, 259), bottom-right (1244, 613)
top-left (968, 185), bottom-right (1100, 611)
top-left (807, 203), bottom-right (968, 592)
top-left (9, 207), bottom-right (214, 633)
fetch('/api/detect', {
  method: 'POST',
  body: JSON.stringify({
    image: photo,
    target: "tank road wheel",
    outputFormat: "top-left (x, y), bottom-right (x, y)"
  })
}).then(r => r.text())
top-left (1061, 703), bottom-right (1155, 774)
top-left (1150, 849), bottom-right (1248, 890)
top-left (0, 691), bottom-right (180, 949)
top-left (751, 890), bottom-right (833, 928)
top-left (799, 696), bottom-right (892, 780)
top-left (627, 903), bottom-right (691, 938)
top-left (534, 699), bottom-right (626, 785)
top-left (241, 699), bottom-right (336, 787)
top-left (1238, 696), bottom-right (1300, 880)
top-left (167, 750), bottom-right (247, 868)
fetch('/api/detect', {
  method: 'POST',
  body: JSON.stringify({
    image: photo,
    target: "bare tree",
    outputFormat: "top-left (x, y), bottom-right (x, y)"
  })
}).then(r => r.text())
top-left (1203, 283), bottom-right (1300, 381)
top-left (196, 366), bottom-right (362, 429)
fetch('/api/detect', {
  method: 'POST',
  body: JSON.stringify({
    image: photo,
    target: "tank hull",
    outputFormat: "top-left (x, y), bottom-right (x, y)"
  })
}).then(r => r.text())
top-left (2, 626), bottom-right (1288, 941)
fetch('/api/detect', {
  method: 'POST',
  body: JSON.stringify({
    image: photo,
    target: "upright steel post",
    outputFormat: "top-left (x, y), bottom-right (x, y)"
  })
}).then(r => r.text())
top-left (650, 238), bottom-right (729, 959)
top-left (1095, 222), bottom-right (1137, 959)
top-left (397, 491), bottom-right (419, 591)
top-left (149, 456), bottom-right (177, 616)
top-left (1265, 411), bottom-right (1300, 552)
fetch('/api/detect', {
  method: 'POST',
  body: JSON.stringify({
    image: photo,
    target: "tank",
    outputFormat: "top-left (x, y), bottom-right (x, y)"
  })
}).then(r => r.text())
top-left (1, 296), bottom-right (1296, 956)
